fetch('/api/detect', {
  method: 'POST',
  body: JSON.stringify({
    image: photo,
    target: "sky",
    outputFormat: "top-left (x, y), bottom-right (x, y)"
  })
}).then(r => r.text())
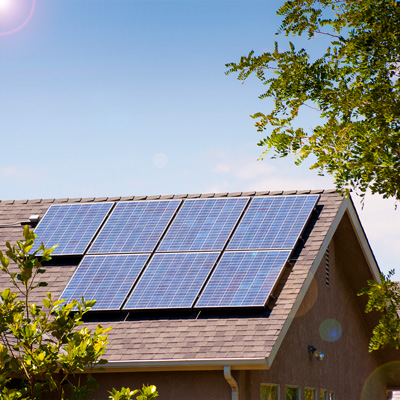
top-left (0, 0), bottom-right (399, 279)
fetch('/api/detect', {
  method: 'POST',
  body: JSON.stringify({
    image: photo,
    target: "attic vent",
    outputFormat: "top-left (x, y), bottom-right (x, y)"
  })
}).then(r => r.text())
top-left (325, 248), bottom-right (330, 287)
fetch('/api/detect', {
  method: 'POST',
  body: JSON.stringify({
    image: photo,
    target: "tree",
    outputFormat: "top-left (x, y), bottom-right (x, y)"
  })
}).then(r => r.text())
top-left (226, 0), bottom-right (400, 199)
top-left (0, 226), bottom-right (158, 400)
top-left (226, 0), bottom-right (400, 351)
top-left (358, 270), bottom-right (400, 351)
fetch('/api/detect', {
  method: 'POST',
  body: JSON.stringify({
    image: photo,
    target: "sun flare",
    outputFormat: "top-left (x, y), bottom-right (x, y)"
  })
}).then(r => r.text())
top-left (0, 0), bottom-right (10, 11)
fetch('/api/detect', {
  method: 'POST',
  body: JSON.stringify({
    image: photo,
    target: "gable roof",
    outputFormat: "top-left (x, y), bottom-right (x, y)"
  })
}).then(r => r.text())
top-left (0, 189), bottom-right (379, 371)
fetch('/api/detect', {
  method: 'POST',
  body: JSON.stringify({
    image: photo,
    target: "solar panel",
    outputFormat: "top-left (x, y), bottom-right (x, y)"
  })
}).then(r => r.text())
top-left (157, 198), bottom-right (248, 252)
top-left (124, 252), bottom-right (219, 309)
top-left (33, 203), bottom-right (113, 255)
top-left (60, 254), bottom-right (149, 311)
top-left (227, 195), bottom-right (318, 251)
top-left (88, 200), bottom-right (181, 254)
top-left (195, 250), bottom-right (290, 308)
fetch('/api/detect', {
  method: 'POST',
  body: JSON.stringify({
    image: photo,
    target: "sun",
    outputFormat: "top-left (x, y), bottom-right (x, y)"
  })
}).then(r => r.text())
top-left (0, 0), bottom-right (11, 11)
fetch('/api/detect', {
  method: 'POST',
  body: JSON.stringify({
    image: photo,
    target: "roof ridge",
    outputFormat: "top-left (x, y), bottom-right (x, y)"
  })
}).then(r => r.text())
top-left (0, 189), bottom-right (339, 204)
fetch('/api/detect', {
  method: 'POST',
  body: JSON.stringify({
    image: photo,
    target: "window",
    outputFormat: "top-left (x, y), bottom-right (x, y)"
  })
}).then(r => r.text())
top-left (329, 392), bottom-right (335, 400)
top-left (320, 390), bottom-right (328, 400)
top-left (286, 386), bottom-right (300, 400)
top-left (261, 384), bottom-right (279, 400)
top-left (305, 388), bottom-right (317, 400)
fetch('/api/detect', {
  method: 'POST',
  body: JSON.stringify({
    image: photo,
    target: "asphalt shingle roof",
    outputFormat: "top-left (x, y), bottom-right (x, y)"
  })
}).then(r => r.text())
top-left (0, 189), bottom-right (343, 364)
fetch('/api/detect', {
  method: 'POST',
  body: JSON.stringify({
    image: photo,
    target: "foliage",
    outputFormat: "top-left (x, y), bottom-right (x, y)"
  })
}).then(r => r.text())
top-left (0, 226), bottom-right (158, 400)
top-left (226, 0), bottom-right (400, 199)
top-left (358, 270), bottom-right (400, 352)
top-left (109, 385), bottom-right (158, 400)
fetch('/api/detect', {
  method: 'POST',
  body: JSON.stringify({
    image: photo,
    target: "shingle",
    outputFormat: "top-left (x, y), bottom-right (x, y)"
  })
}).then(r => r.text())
top-left (108, 196), bottom-right (121, 202)
top-left (120, 196), bottom-right (134, 201)
top-left (0, 190), bottom-right (344, 363)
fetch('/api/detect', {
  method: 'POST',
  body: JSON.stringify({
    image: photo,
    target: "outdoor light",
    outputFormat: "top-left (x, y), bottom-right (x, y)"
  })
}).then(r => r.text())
top-left (308, 345), bottom-right (325, 361)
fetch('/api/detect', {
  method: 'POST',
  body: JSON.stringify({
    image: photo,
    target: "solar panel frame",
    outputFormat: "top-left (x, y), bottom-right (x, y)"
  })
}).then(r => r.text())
top-left (88, 200), bottom-right (182, 254)
top-left (32, 202), bottom-right (114, 256)
top-left (60, 254), bottom-right (150, 311)
top-left (123, 252), bottom-right (219, 310)
top-left (195, 250), bottom-right (291, 308)
top-left (227, 195), bottom-right (319, 251)
top-left (157, 197), bottom-right (249, 252)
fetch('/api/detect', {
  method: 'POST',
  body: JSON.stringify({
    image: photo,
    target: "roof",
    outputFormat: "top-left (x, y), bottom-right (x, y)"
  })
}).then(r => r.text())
top-left (0, 189), bottom-right (377, 371)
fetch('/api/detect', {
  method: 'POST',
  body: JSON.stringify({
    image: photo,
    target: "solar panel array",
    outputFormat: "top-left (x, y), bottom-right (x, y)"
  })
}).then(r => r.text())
top-left (45, 194), bottom-right (319, 311)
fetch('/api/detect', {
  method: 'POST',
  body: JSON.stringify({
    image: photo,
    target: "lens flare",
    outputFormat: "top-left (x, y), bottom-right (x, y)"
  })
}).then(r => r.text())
top-left (0, 0), bottom-right (11, 11)
top-left (319, 318), bottom-right (342, 342)
top-left (0, 0), bottom-right (35, 36)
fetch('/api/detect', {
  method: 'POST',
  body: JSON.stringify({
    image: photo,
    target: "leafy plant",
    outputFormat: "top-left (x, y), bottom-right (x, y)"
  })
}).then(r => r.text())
top-left (0, 226), bottom-right (157, 400)
top-left (358, 270), bottom-right (400, 351)
top-left (227, 0), bottom-right (400, 199)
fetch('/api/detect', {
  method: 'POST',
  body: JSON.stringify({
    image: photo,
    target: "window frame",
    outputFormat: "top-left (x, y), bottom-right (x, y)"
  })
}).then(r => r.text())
top-left (305, 387), bottom-right (317, 400)
top-left (260, 383), bottom-right (280, 400)
top-left (320, 390), bottom-right (328, 400)
top-left (285, 385), bottom-right (301, 400)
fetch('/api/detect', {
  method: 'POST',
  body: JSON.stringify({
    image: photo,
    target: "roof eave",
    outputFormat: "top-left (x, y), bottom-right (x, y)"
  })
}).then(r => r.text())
top-left (91, 357), bottom-right (269, 373)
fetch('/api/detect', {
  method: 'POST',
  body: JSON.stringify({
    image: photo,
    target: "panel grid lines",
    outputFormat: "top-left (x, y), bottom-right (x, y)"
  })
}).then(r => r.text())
top-left (60, 254), bottom-right (149, 311)
top-left (33, 203), bottom-right (113, 255)
top-left (195, 250), bottom-right (291, 308)
top-left (157, 197), bottom-right (249, 252)
top-left (124, 252), bottom-right (219, 309)
top-left (227, 195), bottom-right (318, 251)
top-left (89, 200), bottom-right (181, 254)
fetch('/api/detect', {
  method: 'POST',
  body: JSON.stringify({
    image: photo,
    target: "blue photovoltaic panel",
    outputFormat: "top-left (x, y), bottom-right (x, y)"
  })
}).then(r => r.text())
top-left (88, 200), bottom-right (181, 254)
top-left (60, 254), bottom-right (149, 310)
top-left (227, 195), bottom-right (319, 251)
top-left (124, 252), bottom-right (219, 309)
top-left (33, 203), bottom-right (113, 255)
top-left (157, 198), bottom-right (248, 252)
top-left (195, 250), bottom-right (290, 308)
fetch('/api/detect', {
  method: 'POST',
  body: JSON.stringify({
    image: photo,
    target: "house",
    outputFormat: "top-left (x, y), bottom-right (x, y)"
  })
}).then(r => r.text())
top-left (0, 189), bottom-right (399, 400)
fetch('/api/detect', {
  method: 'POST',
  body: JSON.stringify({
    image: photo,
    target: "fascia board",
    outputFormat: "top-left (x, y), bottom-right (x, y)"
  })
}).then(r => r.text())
top-left (266, 197), bottom-right (348, 368)
top-left (345, 195), bottom-right (380, 281)
top-left (90, 357), bottom-right (269, 373)
top-left (266, 196), bottom-right (380, 369)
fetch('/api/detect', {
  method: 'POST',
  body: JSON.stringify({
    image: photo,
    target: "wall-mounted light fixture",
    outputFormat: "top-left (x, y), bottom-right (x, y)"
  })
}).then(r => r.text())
top-left (308, 345), bottom-right (325, 361)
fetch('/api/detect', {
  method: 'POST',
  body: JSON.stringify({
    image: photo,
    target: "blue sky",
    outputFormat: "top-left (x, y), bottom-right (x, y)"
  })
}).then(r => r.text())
top-left (0, 0), bottom-right (399, 279)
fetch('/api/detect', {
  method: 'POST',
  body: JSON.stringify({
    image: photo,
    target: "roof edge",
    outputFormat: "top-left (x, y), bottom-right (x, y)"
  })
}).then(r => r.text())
top-left (90, 357), bottom-right (269, 372)
top-left (266, 196), bottom-right (380, 368)
top-left (1, 189), bottom-right (338, 204)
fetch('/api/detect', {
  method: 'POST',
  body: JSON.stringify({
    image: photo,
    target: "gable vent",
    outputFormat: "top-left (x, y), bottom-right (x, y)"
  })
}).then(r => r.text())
top-left (325, 248), bottom-right (330, 287)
